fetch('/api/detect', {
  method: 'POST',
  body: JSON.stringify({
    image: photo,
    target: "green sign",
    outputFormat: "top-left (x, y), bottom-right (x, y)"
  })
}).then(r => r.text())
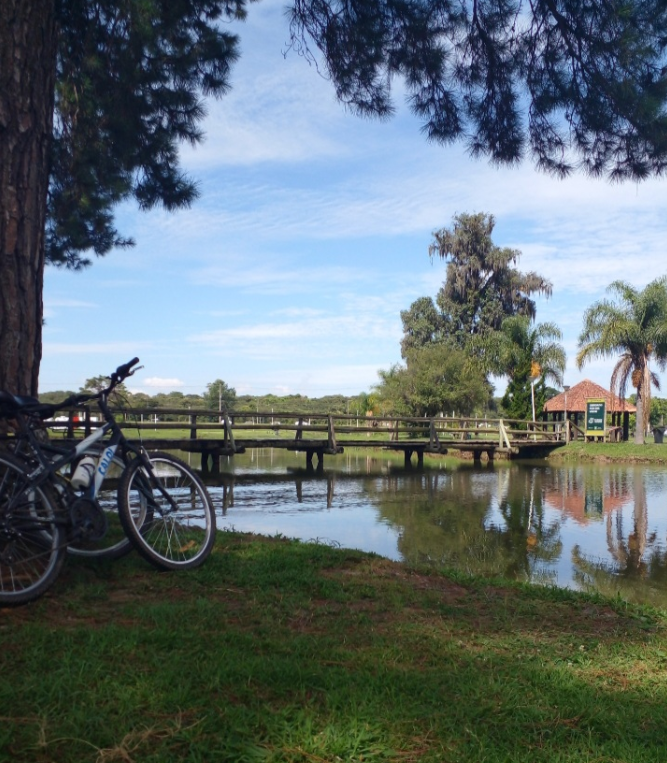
top-left (585, 398), bottom-right (606, 436)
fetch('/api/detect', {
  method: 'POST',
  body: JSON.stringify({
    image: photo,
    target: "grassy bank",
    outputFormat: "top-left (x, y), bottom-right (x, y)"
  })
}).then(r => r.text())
top-left (548, 440), bottom-right (667, 464)
top-left (2, 533), bottom-right (667, 762)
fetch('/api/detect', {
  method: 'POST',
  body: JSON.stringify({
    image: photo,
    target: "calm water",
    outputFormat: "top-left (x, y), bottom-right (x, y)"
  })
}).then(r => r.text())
top-left (196, 449), bottom-right (667, 608)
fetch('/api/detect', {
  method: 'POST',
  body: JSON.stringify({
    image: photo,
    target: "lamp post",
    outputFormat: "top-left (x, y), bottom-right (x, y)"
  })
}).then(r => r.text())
top-left (563, 385), bottom-right (570, 443)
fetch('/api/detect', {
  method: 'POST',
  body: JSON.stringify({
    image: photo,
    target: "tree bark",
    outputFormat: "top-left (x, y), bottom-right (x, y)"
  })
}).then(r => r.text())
top-left (0, 0), bottom-right (57, 394)
top-left (634, 385), bottom-right (645, 444)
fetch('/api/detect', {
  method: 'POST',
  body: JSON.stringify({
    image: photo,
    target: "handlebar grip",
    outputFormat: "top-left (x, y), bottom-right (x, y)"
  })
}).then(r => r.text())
top-left (115, 357), bottom-right (140, 379)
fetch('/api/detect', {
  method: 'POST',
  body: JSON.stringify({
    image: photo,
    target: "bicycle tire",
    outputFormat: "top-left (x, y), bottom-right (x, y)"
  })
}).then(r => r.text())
top-left (65, 448), bottom-right (135, 561)
top-left (118, 451), bottom-right (216, 570)
top-left (0, 452), bottom-right (66, 606)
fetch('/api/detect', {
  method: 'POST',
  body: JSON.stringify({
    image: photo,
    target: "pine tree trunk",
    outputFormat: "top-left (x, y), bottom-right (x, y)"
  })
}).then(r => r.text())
top-left (0, 0), bottom-right (57, 394)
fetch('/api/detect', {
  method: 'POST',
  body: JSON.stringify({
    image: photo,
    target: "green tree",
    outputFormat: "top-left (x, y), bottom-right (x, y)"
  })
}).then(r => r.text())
top-left (289, 0), bottom-right (667, 179)
top-left (81, 375), bottom-right (129, 405)
top-left (430, 213), bottom-right (552, 351)
top-left (399, 213), bottom-right (553, 371)
top-left (375, 344), bottom-right (490, 418)
top-left (650, 397), bottom-right (667, 428)
top-left (494, 316), bottom-right (566, 421)
top-left (576, 278), bottom-right (667, 444)
top-left (399, 296), bottom-right (449, 358)
top-left (205, 379), bottom-right (237, 413)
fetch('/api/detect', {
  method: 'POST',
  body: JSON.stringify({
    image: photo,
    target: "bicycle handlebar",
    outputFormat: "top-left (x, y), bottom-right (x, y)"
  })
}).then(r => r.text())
top-left (43, 358), bottom-right (142, 413)
top-left (112, 357), bottom-right (140, 383)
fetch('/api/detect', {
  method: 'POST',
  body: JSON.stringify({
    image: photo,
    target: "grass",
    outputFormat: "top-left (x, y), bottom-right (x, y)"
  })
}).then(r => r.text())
top-left (548, 440), bottom-right (667, 464)
top-left (2, 532), bottom-right (667, 762)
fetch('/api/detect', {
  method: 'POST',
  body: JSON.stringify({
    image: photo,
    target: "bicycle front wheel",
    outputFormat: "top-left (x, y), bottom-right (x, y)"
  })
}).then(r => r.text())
top-left (118, 451), bottom-right (216, 570)
top-left (0, 453), bottom-right (66, 606)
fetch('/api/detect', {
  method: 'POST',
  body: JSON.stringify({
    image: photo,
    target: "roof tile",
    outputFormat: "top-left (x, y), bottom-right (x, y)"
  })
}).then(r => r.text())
top-left (543, 379), bottom-right (637, 413)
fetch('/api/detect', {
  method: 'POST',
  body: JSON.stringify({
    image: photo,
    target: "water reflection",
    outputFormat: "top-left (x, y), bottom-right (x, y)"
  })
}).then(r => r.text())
top-left (206, 450), bottom-right (667, 607)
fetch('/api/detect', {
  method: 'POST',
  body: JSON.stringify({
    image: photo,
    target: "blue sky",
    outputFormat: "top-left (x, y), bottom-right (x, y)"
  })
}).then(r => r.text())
top-left (40, 0), bottom-right (667, 400)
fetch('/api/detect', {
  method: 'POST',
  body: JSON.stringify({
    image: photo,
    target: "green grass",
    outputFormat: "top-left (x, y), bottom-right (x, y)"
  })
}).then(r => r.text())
top-left (2, 533), bottom-right (667, 762)
top-left (548, 440), bottom-right (667, 464)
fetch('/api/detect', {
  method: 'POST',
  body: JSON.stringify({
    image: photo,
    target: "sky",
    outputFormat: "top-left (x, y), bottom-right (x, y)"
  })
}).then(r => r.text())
top-left (40, 0), bottom-right (667, 400)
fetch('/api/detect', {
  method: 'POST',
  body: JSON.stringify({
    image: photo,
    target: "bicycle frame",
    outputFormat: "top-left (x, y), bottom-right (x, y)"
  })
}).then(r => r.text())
top-left (19, 399), bottom-right (126, 505)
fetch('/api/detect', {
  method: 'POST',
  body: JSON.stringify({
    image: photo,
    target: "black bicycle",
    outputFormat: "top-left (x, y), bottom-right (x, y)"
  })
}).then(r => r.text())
top-left (0, 358), bottom-right (216, 606)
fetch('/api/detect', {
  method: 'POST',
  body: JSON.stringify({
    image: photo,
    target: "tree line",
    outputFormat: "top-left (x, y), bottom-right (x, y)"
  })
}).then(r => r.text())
top-left (37, 378), bottom-right (377, 422)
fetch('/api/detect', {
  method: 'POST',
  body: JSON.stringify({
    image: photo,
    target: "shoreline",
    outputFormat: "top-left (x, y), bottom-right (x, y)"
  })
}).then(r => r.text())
top-left (546, 441), bottom-right (667, 465)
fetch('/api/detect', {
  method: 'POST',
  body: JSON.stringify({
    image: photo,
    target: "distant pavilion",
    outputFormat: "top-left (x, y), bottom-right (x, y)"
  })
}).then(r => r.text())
top-left (542, 379), bottom-right (636, 442)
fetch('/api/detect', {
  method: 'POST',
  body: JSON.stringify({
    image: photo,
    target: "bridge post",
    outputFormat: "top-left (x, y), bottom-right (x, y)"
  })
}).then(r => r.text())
top-left (404, 449), bottom-right (424, 468)
top-left (429, 419), bottom-right (440, 450)
top-left (306, 450), bottom-right (325, 472)
top-left (200, 450), bottom-right (220, 474)
top-left (327, 416), bottom-right (337, 451)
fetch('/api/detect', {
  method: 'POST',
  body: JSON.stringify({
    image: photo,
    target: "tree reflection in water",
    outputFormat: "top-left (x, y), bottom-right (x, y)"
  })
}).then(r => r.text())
top-left (570, 468), bottom-right (667, 607)
top-left (362, 465), bottom-right (563, 585)
top-left (360, 462), bottom-right (667, 605)
top-left (211, 449), bottom-right (667, 606)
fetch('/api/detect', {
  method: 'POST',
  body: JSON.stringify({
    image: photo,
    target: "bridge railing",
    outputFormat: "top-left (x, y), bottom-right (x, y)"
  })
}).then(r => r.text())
top-left (41, 406), bottom-right (567, 449)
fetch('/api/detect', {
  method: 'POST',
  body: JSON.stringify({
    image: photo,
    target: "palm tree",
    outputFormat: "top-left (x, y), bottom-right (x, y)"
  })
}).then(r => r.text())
top-left (493, 316), bottom-right (566, 420)
top-left (576, 278), bottom-right (667, 444)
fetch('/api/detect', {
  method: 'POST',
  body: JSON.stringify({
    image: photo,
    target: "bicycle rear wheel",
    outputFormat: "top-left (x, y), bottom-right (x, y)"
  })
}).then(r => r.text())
top-left (118, 451), bottom-right (216, 570)
top-left (0, 453), bottom-right (66, 606)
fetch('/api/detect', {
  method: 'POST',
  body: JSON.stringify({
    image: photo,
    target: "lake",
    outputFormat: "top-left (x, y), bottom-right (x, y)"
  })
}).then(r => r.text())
top-left (198, 448), bottom-right (667, 608)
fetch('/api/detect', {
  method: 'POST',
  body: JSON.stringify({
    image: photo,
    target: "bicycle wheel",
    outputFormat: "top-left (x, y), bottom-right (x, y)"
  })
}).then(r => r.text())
top-left (0, 453), bottom-right (66, 606)
top-left (65, 448), bottom-right (136, 561)
top-left (118, 451), bottom-right (216, 570)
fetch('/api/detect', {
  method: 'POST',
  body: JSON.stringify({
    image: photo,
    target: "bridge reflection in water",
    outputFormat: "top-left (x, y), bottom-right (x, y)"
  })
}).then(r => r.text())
top-left (201, 450), bottom-right (667, 608)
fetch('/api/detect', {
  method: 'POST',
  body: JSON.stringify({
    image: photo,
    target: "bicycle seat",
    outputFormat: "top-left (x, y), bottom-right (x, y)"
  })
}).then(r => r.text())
top-left (0, 390), bottom-right (53, 418)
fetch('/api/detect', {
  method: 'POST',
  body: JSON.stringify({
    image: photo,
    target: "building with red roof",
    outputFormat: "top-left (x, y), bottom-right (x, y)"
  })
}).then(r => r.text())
top-left (543, 379), bottom-right (636, 441)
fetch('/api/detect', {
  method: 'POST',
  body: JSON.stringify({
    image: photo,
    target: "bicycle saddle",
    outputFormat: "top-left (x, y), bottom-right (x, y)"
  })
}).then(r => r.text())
top-left (0, 390), bottom-right (53, 418)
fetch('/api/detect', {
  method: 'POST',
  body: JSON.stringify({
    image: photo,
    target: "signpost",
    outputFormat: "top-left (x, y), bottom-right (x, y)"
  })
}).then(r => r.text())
top-left (585, 398), bottom-right (606, 439)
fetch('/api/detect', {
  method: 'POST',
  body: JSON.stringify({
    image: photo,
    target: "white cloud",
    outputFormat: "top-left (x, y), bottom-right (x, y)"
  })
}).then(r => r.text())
top-left (143, 377), bottom-right (185, 388)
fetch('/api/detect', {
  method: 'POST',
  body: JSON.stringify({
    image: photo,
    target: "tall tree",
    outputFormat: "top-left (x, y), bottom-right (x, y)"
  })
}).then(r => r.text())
top-left (1, 0), bottom-right (57, 395)
top-left (430, 213), bottom-right (553, 349)
top-left (576, 278), bottom-right (667, 444)
top-left (205, 379), bottom-right (237, 412)
top-left (1, 0), bottom-right (246, 394)
top-left (399, 212), bottom-right (552, 362)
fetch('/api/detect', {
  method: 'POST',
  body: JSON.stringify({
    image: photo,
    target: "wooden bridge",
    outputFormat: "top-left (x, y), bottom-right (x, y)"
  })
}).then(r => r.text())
top-left (49, 407), bottom-right (568, 472)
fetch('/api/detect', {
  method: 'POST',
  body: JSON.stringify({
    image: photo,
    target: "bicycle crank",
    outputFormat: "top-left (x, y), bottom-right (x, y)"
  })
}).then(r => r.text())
top-left (68, 498), bottom-right (108, 543)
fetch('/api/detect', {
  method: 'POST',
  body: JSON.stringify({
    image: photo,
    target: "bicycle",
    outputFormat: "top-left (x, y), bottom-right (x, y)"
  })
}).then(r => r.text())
top-left (0, 358), bottom-right (217, 606)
